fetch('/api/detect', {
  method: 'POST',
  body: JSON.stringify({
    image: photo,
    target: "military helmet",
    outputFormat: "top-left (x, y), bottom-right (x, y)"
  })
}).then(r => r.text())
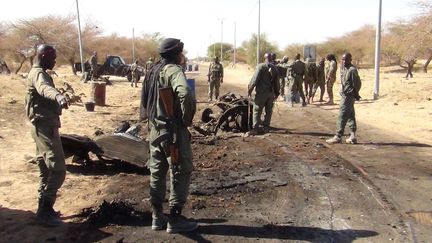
top-left (159, 38), bottom-right (184, 56)
top-left (282, 56), bottom-right (288, 62)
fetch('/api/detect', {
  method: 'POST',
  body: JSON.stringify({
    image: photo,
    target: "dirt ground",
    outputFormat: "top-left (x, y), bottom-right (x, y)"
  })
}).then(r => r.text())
top-left (0, 62), bottom-right (431, 243)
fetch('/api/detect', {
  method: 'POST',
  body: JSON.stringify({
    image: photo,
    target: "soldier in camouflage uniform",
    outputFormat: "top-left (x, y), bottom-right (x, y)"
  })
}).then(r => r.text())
top-left (304, 57), bottom-right (318, 104)
top-left (141, 38), bottom-right (198, 233)
top-left (311, 58), bottom-right (326, 102)
top-left (325, 54), bottom-right (338, 105)
top-left (326, 52), bottom-right (361, 144)
top-left (130, 60), bottom-right (139, 87)
top-left (25, 44), bottom-right (70, 227)
top-left (207, 56), bottom-right (224, 101)
top-left (89, 51), bottom-right (98, 80)
top-left (247, 53), bottom-right (280, 135)
top-left (288, 54), bottom-right (307, 107)
top-left (277, 56), bottom-right (289, 99)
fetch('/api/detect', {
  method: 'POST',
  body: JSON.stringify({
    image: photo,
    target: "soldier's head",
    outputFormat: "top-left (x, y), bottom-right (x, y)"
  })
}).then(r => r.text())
top-left (282, 56), bottom-right (289, 63)
top-left (271, 53), bottom-right (277, 61)
top-left (326, 54), bottom-right (336, 62)
top-left (159, 38), bottom-right (184, 64)
top-left (36, 44), bottom-right (56, 70)
top-left (295, 53), bottom-right (301, 60)
top-left (214, 56), bottom-right (219, 63)
top-left (135, 60), bottom-right (139, 64)
top-left (320, 57), bottom-right (325, 65)
top-left (149, 57), bottom-right (153, 62)
top-left (93, 51), bottom-right (97, 56)
top-left (342, 52), bottom-right (352, 68)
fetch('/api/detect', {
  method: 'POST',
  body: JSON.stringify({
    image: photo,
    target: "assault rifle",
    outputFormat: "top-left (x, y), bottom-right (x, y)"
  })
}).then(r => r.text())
top-left (159, 87), bottom-right (179, 165)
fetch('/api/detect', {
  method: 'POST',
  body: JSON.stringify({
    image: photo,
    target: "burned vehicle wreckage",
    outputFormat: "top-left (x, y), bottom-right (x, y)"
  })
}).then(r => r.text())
top-left (59, 92), bottom-right (251, 168)
top-left (194, 92), bottom-right (252, 135)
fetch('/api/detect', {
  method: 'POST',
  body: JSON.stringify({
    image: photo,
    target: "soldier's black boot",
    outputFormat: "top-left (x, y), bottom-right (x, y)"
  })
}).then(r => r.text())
top-left (166, 207), bottom-right (198, 234)
top-left (36, 199), bottom-right (63, 227)
top-left (302, 99), bottom-right (307, 107)
top-left (151, 204), bottom-right (167, 231)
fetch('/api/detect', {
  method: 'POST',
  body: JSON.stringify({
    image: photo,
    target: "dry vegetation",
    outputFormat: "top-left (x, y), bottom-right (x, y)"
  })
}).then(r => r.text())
top-left (1, 1), bottom-right (432, 76)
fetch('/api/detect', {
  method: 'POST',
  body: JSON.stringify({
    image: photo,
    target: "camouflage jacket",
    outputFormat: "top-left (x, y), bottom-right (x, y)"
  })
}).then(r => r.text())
top-left (317, 62), bottom-right (325, 83)
top-left (326, 60), bottom-right (337, 83)
top-left (208, 62), bottom-right (224, 81)
top-left (25, 65), bottom-right (62, 127)
top-left (152, 64), bottom-right (196, 131)
top-left (90, 55), bottom-right (98, 67)
top-left (305, 62), bottom-right (318, 82)
top-left (340, 64), bottom-right (361, 99)
top-left (248, 62), bottom-right (280, 96)
top-left (131, 63), bottom-right (139, 75)
top-left (289, 59), bottom-right (306, 80)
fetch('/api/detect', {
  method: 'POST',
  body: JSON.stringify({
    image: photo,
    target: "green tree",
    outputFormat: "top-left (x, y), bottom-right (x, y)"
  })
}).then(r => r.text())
top-left (207, 42), bottom-right (233, 62)
top-left (240, 33), bottom-right (278, 66)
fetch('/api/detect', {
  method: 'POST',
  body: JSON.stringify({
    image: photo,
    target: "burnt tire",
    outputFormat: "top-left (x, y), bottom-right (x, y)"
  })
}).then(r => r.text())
top-left (201, 108), bottom-right (214, 123)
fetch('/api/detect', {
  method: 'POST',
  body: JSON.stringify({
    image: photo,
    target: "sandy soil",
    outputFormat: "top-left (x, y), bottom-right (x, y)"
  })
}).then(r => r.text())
top-left (0, 62), bottom-right (431, 242)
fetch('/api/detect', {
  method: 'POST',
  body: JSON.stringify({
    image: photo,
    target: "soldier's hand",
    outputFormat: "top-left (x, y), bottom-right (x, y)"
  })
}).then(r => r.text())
top-left (56, 94), bottom-right (70, 109)
top-left (220, 78), bottom-right (223, 84)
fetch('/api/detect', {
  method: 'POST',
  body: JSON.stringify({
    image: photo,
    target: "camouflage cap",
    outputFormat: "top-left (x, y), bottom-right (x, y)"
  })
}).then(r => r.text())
top-left (159, 38), bottom-right (184, 55)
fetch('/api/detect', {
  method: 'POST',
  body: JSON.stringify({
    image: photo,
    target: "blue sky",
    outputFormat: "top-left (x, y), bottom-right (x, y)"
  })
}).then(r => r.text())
top-left (1, 0), bottom-right (420, 58)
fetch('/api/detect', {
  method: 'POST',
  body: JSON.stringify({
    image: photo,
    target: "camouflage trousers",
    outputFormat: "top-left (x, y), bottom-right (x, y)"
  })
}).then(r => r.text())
top-left (336, 95), bottom-right (357, 137)
top-left (279, 77), bottom-right (286, 97)
top-left (326, 79), bottom-right (336, 101)
top-left (312, 80), bottom-right (325, 100)
top-left (304, 78), bottom-right (314, 97)
top-left (252, 92), bottom-right (275, 128)
top-left (148, 125), bottom-right (193, 208)
top-left (208, 79), bottom-right (221, 100)
top-left (31, 125), bottom-right (66, 207)
top-left (132, 73), bottom-right (139, 85)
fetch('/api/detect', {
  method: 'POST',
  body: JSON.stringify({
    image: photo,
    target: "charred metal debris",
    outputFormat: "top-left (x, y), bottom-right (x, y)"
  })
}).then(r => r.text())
top-left (78, 200), bottom-right (149, 227)
top-left (193, 92), bottom-right (251, 136)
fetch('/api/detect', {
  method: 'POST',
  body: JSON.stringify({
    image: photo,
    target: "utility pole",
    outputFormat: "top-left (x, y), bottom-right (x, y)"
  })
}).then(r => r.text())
top-left (234, 22), bottom-right (236, 67)
top-left (374, 0), bottom-right (382, 100)
top-left (220, 19), bottom-right (224, 61)
top-left (257, 0), bottom-right (261, 65)
top-left (75, 0), bottom-right (84, 76)
top-left (212, 35), bottom-right (216, 57)
top-left (132, 28), bottom-right (135, 62)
